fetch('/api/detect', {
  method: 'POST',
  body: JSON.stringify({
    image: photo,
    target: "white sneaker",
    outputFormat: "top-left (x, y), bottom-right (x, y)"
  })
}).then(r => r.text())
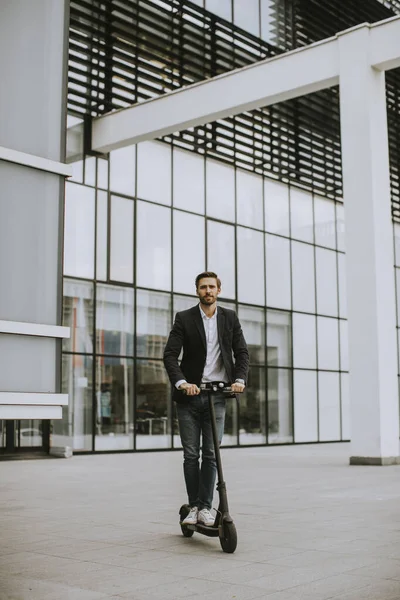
top-left (198, 508), bottom-right (215, 527)
top-left (181, 506), bottom-right (198, 525)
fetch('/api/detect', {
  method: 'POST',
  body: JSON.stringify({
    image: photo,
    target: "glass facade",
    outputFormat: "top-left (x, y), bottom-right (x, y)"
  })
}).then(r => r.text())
top-left (62, 138), bottom-right (349, 452)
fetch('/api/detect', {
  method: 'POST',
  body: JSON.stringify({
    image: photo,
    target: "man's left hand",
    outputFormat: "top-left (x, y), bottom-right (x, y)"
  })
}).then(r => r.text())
top-left (231, 381), bottom-right (245, 393)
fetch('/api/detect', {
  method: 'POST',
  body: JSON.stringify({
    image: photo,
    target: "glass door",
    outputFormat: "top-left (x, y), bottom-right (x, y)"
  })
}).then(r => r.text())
top-left (0, 420), bottom-right (49, 454)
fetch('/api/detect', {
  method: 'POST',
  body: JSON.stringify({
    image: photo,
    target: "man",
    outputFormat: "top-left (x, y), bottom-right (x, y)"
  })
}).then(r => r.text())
top-left (163, 272), bottom-right (249, 527)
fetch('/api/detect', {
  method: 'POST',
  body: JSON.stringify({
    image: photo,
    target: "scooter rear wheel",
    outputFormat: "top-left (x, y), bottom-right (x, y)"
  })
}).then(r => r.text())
top-left (219, 521), bottom-right (237, 553)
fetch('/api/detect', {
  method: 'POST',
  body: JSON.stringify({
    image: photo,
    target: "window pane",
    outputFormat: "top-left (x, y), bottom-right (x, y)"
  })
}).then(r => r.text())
top-left (317, 317), bottom-right (339, 371)
top-left (173, 148), bottom-right (205, 213)
top-left (207, 221), bottom-right (236, 299)
top-left (96, 285), bottom-right (134, 356)
top-left (292, 313), bottom-right (316, 369)
top-left (85, 157), bottom-right (96, 187)
top-left (96, 190), bottom-right (108, 281)
top-left (290, 188), bottom-right (314, 243)
top-left (338, 253), bottom-right (347, 318)
top-left (318, 372), bottom-right (340, 441)
top-left (315, 248), bottom-right (338, 316)
top-left (110, 195), bottom-right (134, 283)
top-left (236, 170), bottom-right (263, 229)
top-left (341, 373), bottom-right (350, 440)
top-left (70, 160), bottom-right (83, 184)
top-left (95, 357), bottom-right (133, 450)
top-left (336, 203), bottom-right (345, 252)
top-left (110, 145), bottom-right (135, 196)
top-left (261, 0), bottom-right (275, 44)
top-left (136, 290), bottom-right (171, 359)
top-left (173, 212), bottom-right (205, 294)
top-left (136, 360), bottom-right (171, 449)
top-left (291, 241), bottom-right (315, 313)
top-left (266, 235), bottom-right (291, 310)
top-left (294, 370), bottom-right (318, 443)
top-left (137, 141), bottom-right (171, 206)
top-left (268, 368), bottom-right (293, 443)
top-left (174, 295), bottom-right (196, 314)
top-left (264, 179), bottom-right (290, 237)
top-left (237, 227), bottom-right (264, 305)
top-left (63, 182), bottom-right (95, 279)
top-left (137, 201), bottom-right (171, 290)
top-left (59, 354), bottom-right (93, 451)
top-left (206, 159), bottom-right (235, 222)
top-left (221, 392), bottom-right (238, 447)
top-left (97, 158), bottom-right (108, 190)
top-left (394, 224), bottom-right (400, 267)
top-left (267, 310), bottom-right (291, 367)
top-left (238, 305), bottom-right (265, 364)
top-left (239, 366), bottom-right (266, 445)
top-left (206, 0), bottom-right (232, 20)
top-left (340, 319), bottom-right (349, 372)
top-left (314, 195), bottom-right (336, 249)
top-left (234, 0), bottom-right (259, 36)
top-left (63, 279), bottom-right (93, 354)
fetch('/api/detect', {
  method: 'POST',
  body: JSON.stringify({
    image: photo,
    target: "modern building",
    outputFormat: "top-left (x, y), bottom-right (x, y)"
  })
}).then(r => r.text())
top-left (1, 0), bottom-right (400, 463)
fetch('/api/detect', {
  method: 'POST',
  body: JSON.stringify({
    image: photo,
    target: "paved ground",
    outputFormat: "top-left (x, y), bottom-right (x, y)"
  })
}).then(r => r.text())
top-left (1, 443), bottom-right (400, 600)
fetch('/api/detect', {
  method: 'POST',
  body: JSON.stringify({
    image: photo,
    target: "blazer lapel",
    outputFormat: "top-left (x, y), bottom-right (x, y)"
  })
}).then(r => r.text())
top-left (217, 307), bottom-right (225, 348)
top-left (192, 306), bottom-right (206, 350)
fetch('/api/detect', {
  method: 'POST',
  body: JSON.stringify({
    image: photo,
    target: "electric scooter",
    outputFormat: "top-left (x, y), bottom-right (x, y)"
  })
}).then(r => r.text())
top-left (179, 382), bottom-right (239, 554)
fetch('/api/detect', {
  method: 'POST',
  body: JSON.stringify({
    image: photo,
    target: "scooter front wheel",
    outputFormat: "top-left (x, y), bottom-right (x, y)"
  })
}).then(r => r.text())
top-left (219, 521), bottom-right (237, 553)
top-left (179, 504), bottom-right (194, 538)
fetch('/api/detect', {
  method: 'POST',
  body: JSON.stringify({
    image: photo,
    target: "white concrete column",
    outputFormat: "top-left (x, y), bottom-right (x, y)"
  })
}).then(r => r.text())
top-left (338, 26), bottom-right (400, 465)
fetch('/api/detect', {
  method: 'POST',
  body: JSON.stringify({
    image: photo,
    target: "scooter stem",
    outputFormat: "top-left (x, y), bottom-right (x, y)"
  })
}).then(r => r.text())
top-left (208, 390), bottom-right (229, 515)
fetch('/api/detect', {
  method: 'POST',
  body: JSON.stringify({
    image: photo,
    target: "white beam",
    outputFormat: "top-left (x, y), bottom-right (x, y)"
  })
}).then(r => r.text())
top-left (0, 392), bottom-right (68, 406)
top-left (0, 405), bottom-right (62, 419)
top-left (370, 15), bottom-right (400, 71)
top-left (0, 320), bottom-right (70, 338)
top-left (92, 37), bottom-right (339, 153)
top-left (0, 146), bottom-right (72, 177)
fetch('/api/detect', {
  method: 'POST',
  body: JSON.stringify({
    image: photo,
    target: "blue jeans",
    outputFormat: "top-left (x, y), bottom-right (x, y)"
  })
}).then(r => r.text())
top-left (176, 392), bottom-right (226, 510)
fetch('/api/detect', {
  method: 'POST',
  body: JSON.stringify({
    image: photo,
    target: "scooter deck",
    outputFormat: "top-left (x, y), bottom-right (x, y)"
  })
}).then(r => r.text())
top-left (184, 522), bottom-right (220, 537)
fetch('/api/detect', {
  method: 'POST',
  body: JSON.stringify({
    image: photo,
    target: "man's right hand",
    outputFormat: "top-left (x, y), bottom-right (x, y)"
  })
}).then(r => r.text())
top-left (179, 383), bottom-right (200, 396)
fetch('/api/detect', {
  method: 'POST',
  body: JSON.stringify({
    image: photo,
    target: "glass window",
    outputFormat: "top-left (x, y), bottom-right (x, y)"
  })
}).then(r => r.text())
top-left (207, 221), bottom-right (236, 299)
top-left (173, 148), bottom-right (205, 213)
top-left (96, 190), bottom-right (108, 281)
top-left (85, 157), bottom-right (96, 187)
top-left (264, 179), bottom-right (290, 237)
top-left (267, 310), bottom-right (291, 367)
top-left (137, 141), bottom-right (171, 206)
top-left (63, 279), bottom-right (93, 354)
top-left (265, 235), bottom-right (291, 310)
top-left (314, 195), bottom-right (336, 249)
top-left (136, 290), bottom-right (171, 359)
top-left (237, 227), bottom-right (264, 305)
top-left (238, 306), bottom-right (264, 364)
top-left (63, 182), bottom-right (95, 279)
top-left (221, 392), bottom-right (238, 447)
top-left (315, 248), bottom-right (338, 316)
top-left (394, 223), bottom-right (400, 267)
top-left (206, 158), bottom-right (235, 222)
top-left (397, 270), bottom-right (400, 323)
top-left (97, 158), bottom-right (108, 190)
top-left (96, 285), bottom-right (134, 356)
top-left (137, 201), bottom-right (171, 291)
top-left (110, 145), bottom-right (135, 196)
top-left (336, 203), bottom-right (345, 252)
top-left (173, 212), bottom-right (205, 294)
top-left (292, 313), bottom-right (317, 369)
top-left (110, 195), bottom-right (134, 283)
top-left (260, 0), bottom-right (275, 44)
top-left (290, 188), bottom-right (314, 243)
top-left (318, 372), bottom-right (340, 441)
top-left (317, 317), bottom-right (339, 371)
top-left (268, 368), bottom-right (293, 444)
top-left (174, 295), bottom-right (197, 314)
top-left (95, 356), bottom-right (133, 450)
top-left (236, 170), bottom-right (263, 230)
top-left (338, 253), bottom-right (347, 318)
top-left (60, 354), bottom-right (93, 451)
top-left (291, 241), bottom-right (315, 313)
top-left (234, 0), bottom-right (260, 36)
top-left (341, 373), bottom-right (350, 440)
top-left (293, 370), bottom-right (318, 443)
top-left (70, 160), bottom-right (84, 184)
top-left (340, 319), bottom-right (349, 372)
top-left (239, 366), bottom-right (266, 445)
top-left (206, 0), bottom-right (232, 20)
top-left (136, 359), bottom-right (171, 450)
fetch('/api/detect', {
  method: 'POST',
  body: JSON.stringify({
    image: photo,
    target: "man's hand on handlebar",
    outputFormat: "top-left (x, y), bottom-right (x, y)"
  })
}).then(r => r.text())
top-left (231, 381), bottom-right (245, 393)
top-left (179, 382), bottom-right (200, 396)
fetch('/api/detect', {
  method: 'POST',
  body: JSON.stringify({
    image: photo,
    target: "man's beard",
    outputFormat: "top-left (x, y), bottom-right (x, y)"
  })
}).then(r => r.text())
top-left (200, 295), bottom-right (216, 305)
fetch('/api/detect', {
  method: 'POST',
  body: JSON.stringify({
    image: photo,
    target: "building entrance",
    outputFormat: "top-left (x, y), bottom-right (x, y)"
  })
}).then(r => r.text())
top-left (0, 420), bottom-right (49, 456)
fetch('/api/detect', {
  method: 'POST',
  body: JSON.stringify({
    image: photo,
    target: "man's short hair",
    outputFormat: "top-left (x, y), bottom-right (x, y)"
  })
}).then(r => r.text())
top-left (195, 271), bottom-right (221, 290)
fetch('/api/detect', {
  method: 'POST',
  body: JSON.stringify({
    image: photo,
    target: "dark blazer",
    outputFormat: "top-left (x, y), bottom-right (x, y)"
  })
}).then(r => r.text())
top-left (163, 305), bottom-right (249, 403)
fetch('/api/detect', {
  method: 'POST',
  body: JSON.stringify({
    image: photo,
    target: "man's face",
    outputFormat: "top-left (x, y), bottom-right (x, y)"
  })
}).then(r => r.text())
top-left (196, 277), bottom-right (220, 306)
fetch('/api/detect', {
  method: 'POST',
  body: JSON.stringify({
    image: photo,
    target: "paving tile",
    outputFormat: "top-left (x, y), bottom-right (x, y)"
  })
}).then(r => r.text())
top-left (0, 575), bottom-right (112, 600)
top-left (259, 573), bottom-right (373, 600)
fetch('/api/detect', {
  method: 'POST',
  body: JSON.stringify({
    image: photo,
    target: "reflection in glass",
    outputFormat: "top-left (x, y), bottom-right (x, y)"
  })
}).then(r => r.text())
top-left (239, 366), bottom-right (265, 445)
top-left (174, 294), bottom-right (197, 314)
top-left (137, 141), bottom-right (171, 206)
top-left (110, 195), bottom-right (134, 283)
top-left (137, 201), bottom-right (171, 290)
top-left (57, 354), bottom-right (93, 451)
top-left (315, 248), bottom-right (338, 316)
top-left (207, 221), bottom-right (236, 299)
top-left (234, 0), bottom-right (259, 35)
top-left (268, 368), bottom-right (293, 443)
top-left (237, 227), bottom-right (264, 305)
top-left (136, 359), bottom-right (171, 449)
top-left (236, 170), bottom-right (263, 229)
top-left (291, 241), bottom-right (315, 313)
top-left (136, 290), bottom-right (171, 359)
top-left (238, 306), bottom-right (264, 364)
top-left (317, 317), bottom-right (339, 371)
top-left (18, 420), bottom-right (43, 447)
top-left (293, 370), bottom-right (318, 443)
top-left (292, 313), bottom-right (317, 369)
top-left (267, 310), bottom-right (291, 367)
top-left (173, 212), bottom-right (205, 294)
top-left (63, 279), bottom-right (94, 354)
top-left (206, 158), bottom-right (235, 222)
top-left (318, 372), bottom-right (340, 441)
top-left (96, 190), bottom-right (108, 281)
top-left (290, 188), bottom-right (314, 243)
top-left (314, 195), bottom-right (336, 249)
top-left (110, 145), bottom-right (135, 196)
top-left (264, 179), bottom-right (290, 237)
top-left (96, 285), bottom-right (134, 356)
top-left (173, 148), bottom-right (205, 213)
top-left (63, 182), bottom-right (95, 279)
top-left (95, 356), bottom-right (133, 450)
top-left (221, 395), bottom-right (238, 447)
top-left (265, 235), bottom-right (291, 310)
